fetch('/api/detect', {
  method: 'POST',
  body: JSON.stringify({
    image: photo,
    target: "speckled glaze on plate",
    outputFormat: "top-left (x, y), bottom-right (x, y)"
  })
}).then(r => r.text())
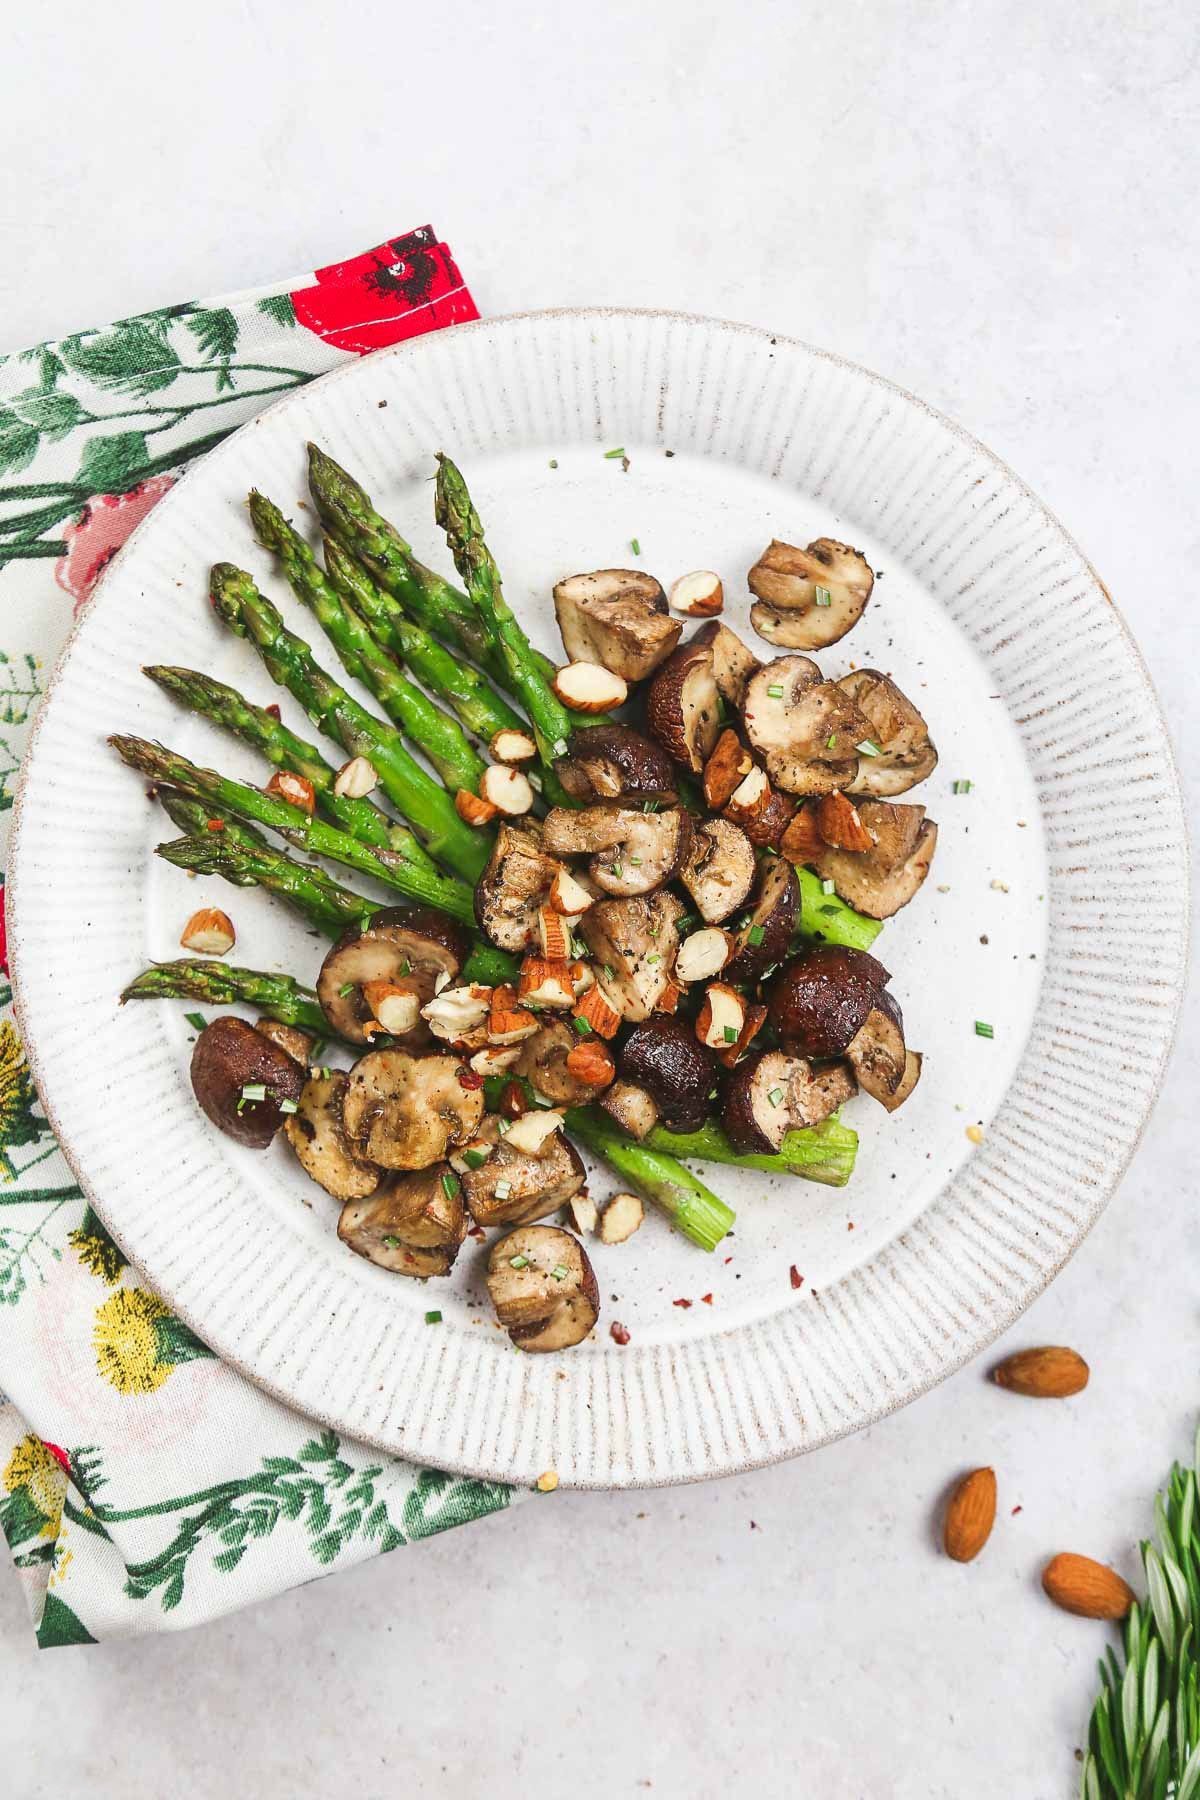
top-left (8, 311), bottom-right (1188, 1487)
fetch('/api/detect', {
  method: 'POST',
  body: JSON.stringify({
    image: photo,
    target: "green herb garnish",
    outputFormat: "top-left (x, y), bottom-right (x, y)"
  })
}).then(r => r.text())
top-left (604, 446), bottom-right (626, 459)
top-left (339, 981), bottom-right (356, 997)
top-left (573, 1016), bottom-right (592, 1035)
top-left (723, 1026), bottom-right (738, 1044)
top-left (425, 1310), bottom-right (442, 1325)
top-left (814, 584), bottom-right (832, 607)
top-left (767, 1087), bottom-right (784, 1107)
top-left (240, 1083), bottom-right (266, 1102)
top-left (747, 925), bottom-right (765, 946)
top-left (509, 1253), bottom-right (530, 1270)
top-left (857, 739), bottom-right (882, 758)
top-left (952, 779), bottom-right (973, 795)
top-left (550, 1265), bottom-right (568, 1282)
top-left (630, 538), bottom-right (641, 555)
top-left (767, 684), bottom-right (784, 698)
top-left (974, 1020), bottom-right (994, 1039)
top-left (184, 1011), bottom-right (206, 1033)
top-left (441, 1172), bottom-right (461, 1199)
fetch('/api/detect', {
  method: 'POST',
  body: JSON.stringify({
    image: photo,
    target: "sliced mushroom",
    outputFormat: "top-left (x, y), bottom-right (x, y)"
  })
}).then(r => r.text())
top-left (645, 632), bottom-right (721, 772)
top-left (723, 1049), bottom-right (857, 1153)
top-left (337, 1163), bottom-right (466, 1277)
top-left (679, 818), bottom-right (757, 925)
top-left (486, 1224), bottom-right (600, 1352)
top-left (285, 1071), bottom-right (380, 1200)
top-left (845, 989), bottom-right (914, 1105)
top-left (542, 802), bottom-right (692, 898)
top-left (598, 1079), bottom-right (660, 1140)
top-left (577, 891), bottom-right (687, 1020)
top-left (742, 658), bottom-right (869, 797)
top-left (691, 619), bottom-right (762, 706)
top-left (810, 801), bottom-right (938, 919)
top-left (556, 725), bottom-right (678, 802)
top-left (768, 945), bottom-right (892, 1057)
top-left (462, 1117), bottom-right (586, 1228)
top-left (726, 857), bottom-right (801, 984)
top-left (876, 1047), bottom-right (923, 1112)
top-left (838, 671), bottom-right (938, 796)
top-left (254, 1019), bottom-right (316, 1066)
top-left (618, 1015), bottom-right (716, 1133)
top-left (553, 569), bottom-right (681, 680)
top-left (190, 1016), bottom-right (305, 1149)
top-left (342, 1050), bottom-right (484, 1170)
top-left (475, 821), bottom-right (558, 952)
top-left (516, 1019), bottom-right (603, 1107)
top-left (747, 537), bottom-right (874, 650)
top-left (316, 907), bottom-right (468, 1046)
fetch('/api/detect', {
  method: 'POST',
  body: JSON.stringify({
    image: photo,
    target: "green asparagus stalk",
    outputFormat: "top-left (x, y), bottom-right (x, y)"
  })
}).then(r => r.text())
top-left (145, 665), bottom-right (422, 856)
top-left (121, 961), bottom-right (333, 1039)
top-left (209, 564), bottom-right (490, 879)
top-left (564, 1108), bottom-right (735, 1252)
top-left (248, 493), bottom-right (486, 795)
top-left (793, 868), bottom-right (884, 954)
top-left (111, 734), bottom-right (477, 922)
top-left (646, 1114), bottom-right (859, 1188)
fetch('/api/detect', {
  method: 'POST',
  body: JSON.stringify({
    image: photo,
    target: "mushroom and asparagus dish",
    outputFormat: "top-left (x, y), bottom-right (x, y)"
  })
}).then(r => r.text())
top-left (116, 447), bottom-right (938, 1354)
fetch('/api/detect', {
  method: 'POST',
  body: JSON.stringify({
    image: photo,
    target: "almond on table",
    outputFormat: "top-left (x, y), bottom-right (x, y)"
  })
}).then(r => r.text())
top-left (669, 571), bottom-right (724, 617)
top-left (991, 1346), bottom-right (1090, 1398)
top-left (943, 1467), bottom-right (997, 1563)
top-left (180, 907), bottom-right (236, 955)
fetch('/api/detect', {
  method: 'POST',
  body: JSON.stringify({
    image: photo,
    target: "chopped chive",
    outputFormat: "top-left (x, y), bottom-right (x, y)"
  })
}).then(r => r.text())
top-left (628, 855), bottom-right (643, 866)
top-left (952, 779), bottom-right (974, 795)
top-left (604, 446), bottom-right (626, 459)
top-left (463, 1147), bottom-right (489, 1169)
top-left (279, 1098), bottom-right (299, 1114)
top-left (767, 684), bottom-right (784, 698)
top-left (441, 1172), bottom-right (460, 1200)
top-left (604, 965), bottom-right (616, 981)
top-left (550, 1265), bottom-right (568, 1282)
top-left (184, 1011), bottom-right (206, 1033)
top-left (814, 584), bottom-right (832, 607)
top-left (821, 878), bottom-right (836, 896)
top-left (398, 958), bottom-right (411, 977)
top-left (826, 734), bottom-right (838, 749)
top-left (610, 862), bottom-right (623, 877)
top-left (630, 538), bottom-right (641, 555)
top-left (382, 1235), bottom-right (401, 1248)
top-left (548, 458), bottom-right (558, 469)
top-left (425, 1310), bottom-right (443, 1325)
top-left (819, 903), bottom-right (840, 917)
top-left (723, 1025), bottom-right (738, 1044)
top-left (747, 925), bottom-right (765, 946)
top-left (767, 1086), bottom-right (785, 1107)
top-left (974, 1020), bottom-right (994, 1039)
top-left (496, 1117), bottom-right (511, 1135)
top-left (339, 981), bottom-right (356, 997)
top-left (674, 916), bottom-right (697, 934)
top-left (494, 1179), bottom-right (512, 1199)
top-left (553, 738), bottom-right (569, 757)
top-left (571, 937), bottom-right (587, 958)
top-left (509, 1253), bottom-right (530, 1269)
top-left (240, 1083), bottom-right (266, 1102)
top-left (573, 1015), bottom-right (592, 1035)
top-left (642, 800), bottom-right (660, 814)
top-left (309, 1040), bottom-right (327, 1062)
top-left (856, 739), bottom-right (882, 758)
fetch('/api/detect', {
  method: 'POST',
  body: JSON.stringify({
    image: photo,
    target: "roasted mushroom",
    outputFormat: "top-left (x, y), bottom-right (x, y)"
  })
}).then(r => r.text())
top-left (679, 817), bottom-right (757, 925)
top-left (645, 631), bottom-right (722, 772)
top-left (768, 945), bottom-right (892, 1057)
top-left (486, 1224), bottom-right (600, 1353)
top-left (838, 671), bottom-right (938, 796)
top-left (742, 657), bottom-right (870, 796)
top-left (810, 801), bottom-right (938, 919)
top-left (747, 538), bottom-right (874, 650)
top-left (577, 891), bottom-right (687, 1020)
top-left (316, 907), bottom-right (468, 1046)
top-left (692, 619), bottom-right (762, 706)
top-left (845, 988), bottom-right (921, 1108)
top-left (517, 1019), bottom-right (604, 1107)
top-left (460, 1116), bottom-right (586, 1227)
top-left (337, 1163), bottom-right (467, 1277)
top-left (190, 1016), bottom-right (305, 1149)
top-left (254, 1019), bottom-right (316, 1065)
top-left (723, 1049), bottom-right (857, 1153)
top-left (475, 821), bottom-right (558, 952)
top-left (556, 725), bottom-right (678, 802)
top-left (618, 1015), bottom-right (716, 1133)
top-left (542, 801), bottom-right (692, 898)
top-left (598, 1079), bottom-right (661, 1140)
top-left (341, 1049), bottom-right (484, 1170)
top-left (553, 569), bottom-right (681, 680)
top-left (285, 1070), bottom-right (380, 1200)
top-left (725, 857), bottom-right (801, 984)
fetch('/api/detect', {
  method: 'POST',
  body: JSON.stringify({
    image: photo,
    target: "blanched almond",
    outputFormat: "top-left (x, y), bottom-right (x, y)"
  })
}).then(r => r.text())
top-left (480, 766), bottom-right (534, 817)
top-left (504, 1108), bottom-right (565, 1155)
top-left (569, 960), bottom-right (595, 997)
top-left (537, 907), bottom-right (572, 962)
top-left (469, 1045), bottom-right (522, 1075)
top-left (551, 661), bottom-right (629, 713)
top-left (489, 728), bottom-right (537, 764)
top-left (696, 982), bottom-right (746, 1050)
top-left (675, 927), bottom-right (734, 984)
top-left (455, 787), bottom-right (500, 826)
top-left (816, 791), bottom-right (874, 852)
top-left (569, 1193), bottom-right (599, 1234)
top-left (333, 755), bottom-right (378, 799)
top-left (549, 866), bottom-right (595, 916)
top-left (573, 984), bottom-right (622, 1039)
top-left (362, 979), bottom-right (420, 1036)
top-left (725, 764), bottom-right (770, 823)
top-left (598, 1191), bottom-right (645, 1244)
top-left (668, 571), bottom-right (724, 617)
top-left (703, 728), bottom-right (752, 810)
top-left (265, 770), bottom-right (315, 814)
top-left (180, 907), bottom-right (236, 956)
top-left (518, 957), bottom-right (576, 1009)
top-left (422, 984), bottom-right (492, 1042)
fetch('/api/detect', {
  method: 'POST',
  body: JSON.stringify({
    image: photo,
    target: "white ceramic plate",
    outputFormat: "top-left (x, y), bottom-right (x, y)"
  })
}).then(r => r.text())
top-left (10, 311), bottom-right (1188, 1487)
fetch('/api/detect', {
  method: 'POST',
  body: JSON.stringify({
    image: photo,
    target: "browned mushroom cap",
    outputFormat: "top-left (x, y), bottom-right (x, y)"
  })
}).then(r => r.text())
top-left (742, 658), bottom-right (869, 796)
top-left (619, 1015), bottom-right (717, 1133)
top-left (723, 1049), bottom-right (857, 1153)
top-left (542, 801), bottom-right (692, 898)
top-left (317, 907), bottom-right (468, 1046)
top-left (254, 1019), bottom-right (316, 1065)
top-left (845, 989), bottom-right (918, 1106)
top-left (577, 891), bottom-right (687, 1019)
top-left (556, 725), bottom-right (678, 801)
top-left (725, 857), bottom-right (801, 984)
top-left (341, 1050), bottom-right (485, 1170)
top-left (486, 1224), bottom-right (600, 1352)
top-left (475, 821), bottom-right (558, 952)
top-left (285, 1070), bottom-right (380, 1200)
top-left (598, 1078), bottom-right (660, 1139)
top-left (691, 619), bottom-right (762, 706)
top-left (461, 1117), bottom-right (586, 1227)
top-left (768, 945), bottom-right (892, 1057)
top-left (645, 632), bottom-right (722, 772)
top-left (190, 1016), bottom-right (305, 1149)
top-left (679, 817), bottom-right (757, 924)
top-left (553, 569), bottom-right (682, 680)
top-left (337, 1163), bottom-right (467, 1277)
top-left (838, 671), bottom-right (938, 796)
top-left (811, 801), bottom-right (938, 919)
top-left (516, 1019), bottom-right (602, 1107)
top-left (747, 538), bottom-right (874, 650)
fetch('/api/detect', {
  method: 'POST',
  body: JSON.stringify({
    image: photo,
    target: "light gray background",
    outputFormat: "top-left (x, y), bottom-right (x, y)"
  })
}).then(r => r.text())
top-left (1, 2), bottom-right (1196, 1794)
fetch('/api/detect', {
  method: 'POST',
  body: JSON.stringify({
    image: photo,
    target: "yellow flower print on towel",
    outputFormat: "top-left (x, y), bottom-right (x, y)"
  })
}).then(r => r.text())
top-left (92, 1289), bottom-right (214, 1394)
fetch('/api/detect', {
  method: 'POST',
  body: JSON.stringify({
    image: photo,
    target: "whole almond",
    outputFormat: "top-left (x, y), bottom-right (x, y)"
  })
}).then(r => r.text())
top-left (943, 1466), bottom-right (997, 1562)
top-left (1042, 1553), bottom-right (1134, 1621)
top-left (992, 1346), bottom-right (1089, 1398)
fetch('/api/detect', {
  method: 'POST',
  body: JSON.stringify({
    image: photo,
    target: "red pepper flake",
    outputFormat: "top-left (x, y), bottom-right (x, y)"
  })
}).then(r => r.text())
top-left (457, 1068), bottom-right (485, 1090)
top-left (610, 1321), bottom-right (631, 1345)
top-left (1011, 1504), bottom-right (1023, 1516)
top-left (205, 817), bottom-right (225, 833)
top-left (724, 1256), bottom-right (733, 1265)
top-left (789, 1265), bottom-right (803, 1289)
top-left (700, 1292), bottom-right (714, 1305)
top-left (672, 1298), bottom-right (693, 1309)
top-left (265, 703), bottom-right (281, 720)
top-left (749, 1520), bottom-right (759, 1530)
top-left (467, 1225), bottom-right (486, 1240)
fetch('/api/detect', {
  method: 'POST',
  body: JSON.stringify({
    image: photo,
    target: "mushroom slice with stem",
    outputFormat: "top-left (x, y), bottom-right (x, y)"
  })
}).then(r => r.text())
top-left (542, 801), bottom-right (692, 898)
top-left (598, 1079), bottom-right (661, 1140)
top-left (464, 1119), bottom-right (587, 1228)
top-left (845, 989), bottom-right (919, 1107)
top-left (767, 944), bottom-right (892, 1057)
top-left (285, 1071), bottom-right (380, 1200)
top-left (341, 1049), bottom-right (484, 1170)
top-left (337, 1163), bottom-right (467, 1277)
top-left (475, 821), bottom-right (558, 953)
top-left (556, 725), bottom-right (678, 802)
top-left (747, 538), bottom-right (874, 651)
top-left (837, 671), bottom-right (938, 797)
top-left (742, 657), bottom-right (868, 796)
top-left (516, 1019), bottom-right (604, 1107)
top-left (577, 891), bottom-right (687, 1020)
top-left (486, 1224), bottom-right (600, 1353)
top-left (645, 631), bottom-right (722, 772)
top-left (679, 818), bottom-right (757, 925)
top-left (725, 857), bottom-right (801, 984)
top-left (553, 569), bottom-right (681, 680)
top-left (691, 619), bottom-right (762, 707)
top-left (723, 1049), bottom-right (858, 1154)
top-left (811, 801), bottom-right (938, 919)
top-left (254, 1019), bottom-right (316, 1066)
top-left (317, 906), bottom-right (468, 1047)
top-left (190, 1017), bottom-right (305, 1149)
top-left (618, 1015), bottom-right (717, 1133)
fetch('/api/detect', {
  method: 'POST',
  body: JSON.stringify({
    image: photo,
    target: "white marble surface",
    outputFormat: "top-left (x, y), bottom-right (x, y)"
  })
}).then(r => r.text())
top-left (1, 1), bottom-right (1196, 1792)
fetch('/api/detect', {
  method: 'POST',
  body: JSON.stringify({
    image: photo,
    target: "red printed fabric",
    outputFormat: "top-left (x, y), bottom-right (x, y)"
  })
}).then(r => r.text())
top-left (290, 227), bottom-right (479, 354)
